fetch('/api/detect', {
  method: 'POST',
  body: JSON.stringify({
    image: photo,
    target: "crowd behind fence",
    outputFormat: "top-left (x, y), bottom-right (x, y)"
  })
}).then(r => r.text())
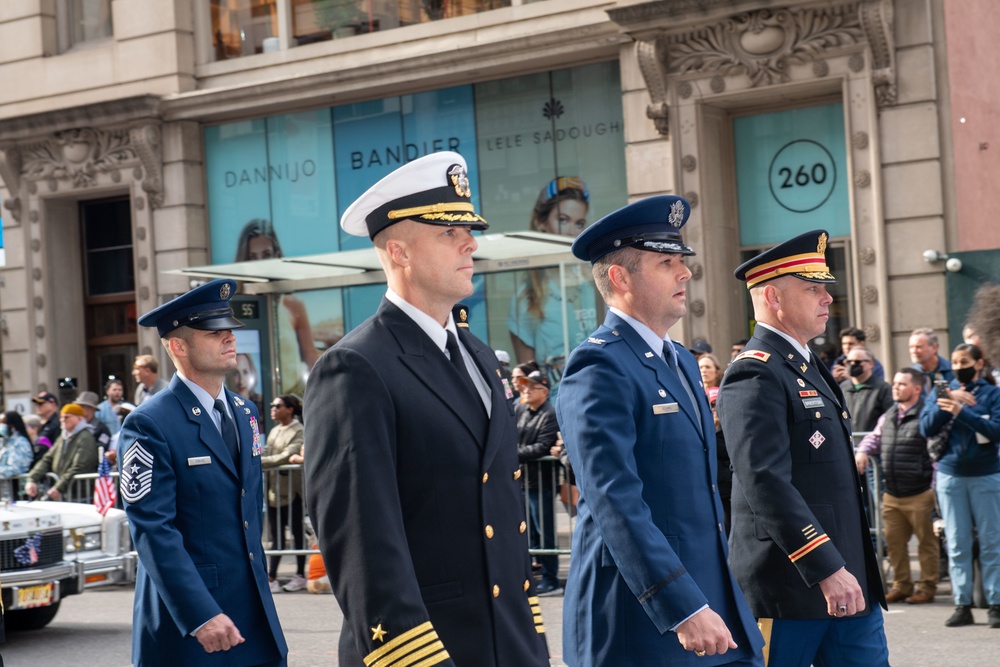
top-left (15, 436), bottom-right (889, 580)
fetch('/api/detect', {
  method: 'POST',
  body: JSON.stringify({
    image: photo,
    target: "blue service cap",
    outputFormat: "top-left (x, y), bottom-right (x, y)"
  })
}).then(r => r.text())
top-left (571, 195), bottom-right (695, 263)
top-left (137, 278), bottom-right (245, 338)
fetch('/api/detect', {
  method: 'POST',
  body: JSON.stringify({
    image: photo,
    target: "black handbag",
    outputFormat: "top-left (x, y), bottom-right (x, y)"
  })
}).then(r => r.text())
top-left (927, 415), bottom-right (954, 462)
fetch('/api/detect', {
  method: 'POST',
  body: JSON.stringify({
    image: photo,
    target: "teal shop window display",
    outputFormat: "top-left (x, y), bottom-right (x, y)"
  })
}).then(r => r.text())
top-left (734, 103), bottom-right (850, 246)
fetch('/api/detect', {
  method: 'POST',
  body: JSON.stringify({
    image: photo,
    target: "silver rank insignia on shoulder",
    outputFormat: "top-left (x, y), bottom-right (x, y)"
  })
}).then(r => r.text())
top-left (645, 351), bottom-right (654, 358)
top-left (192, 407), bottom-right (202, 416)
top-left (234, 396), bottom-right (245, 406)
top-left (588, 337), bottom-right (606, 344)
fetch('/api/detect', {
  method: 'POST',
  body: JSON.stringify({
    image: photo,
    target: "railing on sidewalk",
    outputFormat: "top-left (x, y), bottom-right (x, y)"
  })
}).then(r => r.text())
top-left (521, 455), bottom-right (576, 558)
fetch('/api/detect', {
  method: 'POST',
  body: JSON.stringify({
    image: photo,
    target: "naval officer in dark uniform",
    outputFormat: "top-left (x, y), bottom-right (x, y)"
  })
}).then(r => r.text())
top-left (717, 230), bottom-right (888, 666)
top-left (119, 279), bottom-right (287, 666)
top-left (556, 196), bottom-right (764, 666)
top-left (304, 151), bottom-right (549, 667)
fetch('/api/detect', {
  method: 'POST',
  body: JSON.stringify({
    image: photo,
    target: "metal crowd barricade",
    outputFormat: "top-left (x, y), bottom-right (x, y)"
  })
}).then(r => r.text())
top-left (260, 463), bottom-right (314, 559)
top-left (852, 430), bottom-right (889, 581)
top-left (520, 455), bottom-right (576, 559)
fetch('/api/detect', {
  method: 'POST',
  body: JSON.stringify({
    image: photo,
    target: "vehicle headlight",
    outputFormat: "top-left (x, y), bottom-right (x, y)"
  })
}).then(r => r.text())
top-left (66, 528), bottom-right (102, 553)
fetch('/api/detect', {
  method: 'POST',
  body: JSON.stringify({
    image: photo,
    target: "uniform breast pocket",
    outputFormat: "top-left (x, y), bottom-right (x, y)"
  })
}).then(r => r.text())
top-left (790, 402), bottom-right (838, 463)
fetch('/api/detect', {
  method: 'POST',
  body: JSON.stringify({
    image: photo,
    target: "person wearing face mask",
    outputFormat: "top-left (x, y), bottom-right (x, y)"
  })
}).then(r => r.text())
top-left (920, 343), bottom-right (1000, 629)
top-left (839, 348), bottom-right (894, 434)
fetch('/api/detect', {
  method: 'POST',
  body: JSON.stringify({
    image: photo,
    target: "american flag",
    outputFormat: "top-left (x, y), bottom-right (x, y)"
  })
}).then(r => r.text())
top-left (94, 448), bottom-right (117, 516)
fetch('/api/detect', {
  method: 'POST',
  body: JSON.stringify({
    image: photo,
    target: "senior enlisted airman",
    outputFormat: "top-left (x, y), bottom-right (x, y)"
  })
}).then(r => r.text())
top-left (304, 151), bottom-right (549, 667)
top-left (556, 196), bottom-right (764, 666)
top-left (120, 279), bottom-right (287, 666)
top-left (717, 230), bottom-right (888, 666)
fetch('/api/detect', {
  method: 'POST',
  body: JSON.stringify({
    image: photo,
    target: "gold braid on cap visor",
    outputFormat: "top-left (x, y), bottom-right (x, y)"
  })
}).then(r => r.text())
top-left (387, 202), bottom-right (476, 220)
top-left (745, 253), bottom-right (833, 288)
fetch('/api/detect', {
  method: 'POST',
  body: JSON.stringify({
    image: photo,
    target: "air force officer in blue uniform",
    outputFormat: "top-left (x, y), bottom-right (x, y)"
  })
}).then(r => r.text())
top-left (557, 196), bottom-right (764, 666)
top-left (120, 279), bottom-right (287, 666)
top-left (717, 231), bottom-right (888, 666)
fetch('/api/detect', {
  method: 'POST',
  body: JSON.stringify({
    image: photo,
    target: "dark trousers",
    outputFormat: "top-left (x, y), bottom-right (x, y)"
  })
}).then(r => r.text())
top-left (527, 485), bottom-right (559, 586)
top-left (267, 496), bottom-right (305, 579)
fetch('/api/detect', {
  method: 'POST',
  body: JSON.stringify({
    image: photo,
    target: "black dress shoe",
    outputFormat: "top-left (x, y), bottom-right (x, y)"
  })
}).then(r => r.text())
top-left (945, 605), bottom-right (974, 627)
top-left (989, 605), bottom-right (1000, 629)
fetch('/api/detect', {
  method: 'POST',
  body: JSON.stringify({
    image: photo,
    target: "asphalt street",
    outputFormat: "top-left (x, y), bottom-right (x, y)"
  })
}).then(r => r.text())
top-left (2, 572), bottom-right (998, 666)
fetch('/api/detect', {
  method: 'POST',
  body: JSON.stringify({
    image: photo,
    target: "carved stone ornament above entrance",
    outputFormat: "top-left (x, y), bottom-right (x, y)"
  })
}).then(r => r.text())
top-left (611, 0), bottom-right (896, 137)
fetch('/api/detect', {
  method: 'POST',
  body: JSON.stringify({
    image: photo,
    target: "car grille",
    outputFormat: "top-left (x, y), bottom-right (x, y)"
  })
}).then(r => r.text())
top-left (0, 530), bottom-right (64, 570)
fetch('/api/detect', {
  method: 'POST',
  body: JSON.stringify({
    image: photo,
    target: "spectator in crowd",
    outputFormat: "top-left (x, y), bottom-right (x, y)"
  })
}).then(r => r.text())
top-left (24, 404), bottom-right (99, 501)
top-left (910, 327), bottom-right (954, 395)
top-left (920, 343), bottom-right (1000, 628)
top-left (691, 339), bottom-right (713, 361)
top-left (304, 152), bottom-right (549, 666)
top-left (22, 414), bottom-right (42, 446)
top-left (730, 339), bottom-right (749, 361)
top-left (515, 370), bottom-right (562, 597)
top-left (699, 353), bottom-right (724, 391)
top-left (96, 378), bottom-right (126, 435)
top-left (495, 349), bottom-right (515, 395)
top-left (966, 284), bottom-right (1000, 384)
top-left (719, 229), bottom-right (887, 664)
top-left (856, 368), bottom-right (938, 604)
top-left (963, 323), bottom-right (1000, 385)
top-left (0, 411), bottom-right (34, 484)
top-left (831, 326), bottom-right (885, 382)
top-left (511, 360), bottom-right (539, 405)
top-left (32, 391), bottom-right (60, 455)
top-left (262, 394), bottom-right (306, 594)
top-left (707, 386), bottom-right (733, 536)
top-left (840, 347), bottom-right (893, 432)
top-left (73, 390), bottom-right (113, 451)
top-left (132, 353), bottom-right (168, 405)
top-left (558, 195), bottom-right (763, 664)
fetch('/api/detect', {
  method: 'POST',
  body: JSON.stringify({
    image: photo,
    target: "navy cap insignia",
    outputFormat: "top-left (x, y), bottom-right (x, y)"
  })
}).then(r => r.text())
top-left (121, 441), bottom-right (154, 503)
top-left (448, 164), bottom-right (471, 198)
top-left (192, 407), bottom-right (202, 416)
top-left (668, 199), bottom-right (685, 227)
top-left (220, 283), bottom-right (231, 299)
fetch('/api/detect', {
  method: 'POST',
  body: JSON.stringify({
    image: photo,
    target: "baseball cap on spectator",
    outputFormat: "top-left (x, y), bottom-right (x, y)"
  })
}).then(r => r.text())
top-left (74, 391), bottom-right (101, 409)
top-left (495, 350), bottom-right (511, 365)
top-left (32, 391), bottom-right (59, 405)
top-left (517, 370), bottom-right (550, 389)
top-left (60, 403), bottom-right (86, 417)
top-left (692, 340), bottom-right (713, 355)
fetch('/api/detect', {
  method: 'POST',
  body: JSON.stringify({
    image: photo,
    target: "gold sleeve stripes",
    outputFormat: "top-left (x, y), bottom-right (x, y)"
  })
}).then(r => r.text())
top-left (788, 534), bottom-right (830, 563)
top-left (363, 621), bottom-right (450, 667)
top-left (529, 596), bottom-right (546, 634)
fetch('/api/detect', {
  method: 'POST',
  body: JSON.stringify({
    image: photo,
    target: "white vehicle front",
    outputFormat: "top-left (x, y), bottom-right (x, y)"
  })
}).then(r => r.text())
top-left (37, 501), bottom-right (135, 588)
top-left (0, 500), bottom-right (84, 630)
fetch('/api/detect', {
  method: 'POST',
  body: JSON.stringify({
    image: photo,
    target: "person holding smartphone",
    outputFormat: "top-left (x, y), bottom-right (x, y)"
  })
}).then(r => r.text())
top-left (920, 343), bottom-right (1000, 628)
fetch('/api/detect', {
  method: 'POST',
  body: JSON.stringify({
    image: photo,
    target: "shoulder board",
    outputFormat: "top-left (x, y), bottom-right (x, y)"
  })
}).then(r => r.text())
top-left (734, 350), bottom-right (771, 363)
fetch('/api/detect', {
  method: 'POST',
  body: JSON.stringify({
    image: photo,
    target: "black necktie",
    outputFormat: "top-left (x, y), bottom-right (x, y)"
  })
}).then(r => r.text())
top-left (663, 342), bottom-right (678, 373)
top-left (446, 331), bottom-right (478, 392)
top-left (214, 399), bottom-right (239, 464)
top-left (663, 342), bottom-right (702, 431)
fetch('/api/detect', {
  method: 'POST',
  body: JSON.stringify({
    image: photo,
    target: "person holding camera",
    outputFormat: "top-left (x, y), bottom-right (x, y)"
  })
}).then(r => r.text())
top-left (920, 343), bottom-right (1000, 628)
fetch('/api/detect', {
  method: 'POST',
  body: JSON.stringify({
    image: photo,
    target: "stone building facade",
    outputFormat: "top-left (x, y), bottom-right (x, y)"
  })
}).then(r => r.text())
top-left (0, 0), bottom-right (996, 407)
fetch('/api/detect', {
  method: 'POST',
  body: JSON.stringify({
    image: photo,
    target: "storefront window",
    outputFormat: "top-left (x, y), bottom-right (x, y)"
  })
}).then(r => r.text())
top-left (204, 62), bottom-right (625, 393)
top-left (212, 0), bottom-right (278, 60)
top-left (290, 0), bottom-right (512, 46)
top-left (57, 0), bottom-right (113, 52)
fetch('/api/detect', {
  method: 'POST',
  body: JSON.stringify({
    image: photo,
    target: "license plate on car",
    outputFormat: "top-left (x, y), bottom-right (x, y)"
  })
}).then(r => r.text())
top-left (15, 583), bottom-right (55, 609)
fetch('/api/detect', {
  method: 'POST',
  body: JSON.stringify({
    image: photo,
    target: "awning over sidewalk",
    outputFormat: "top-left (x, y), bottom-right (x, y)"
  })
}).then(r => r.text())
top-left (170, 231), bottom-right (580, 294)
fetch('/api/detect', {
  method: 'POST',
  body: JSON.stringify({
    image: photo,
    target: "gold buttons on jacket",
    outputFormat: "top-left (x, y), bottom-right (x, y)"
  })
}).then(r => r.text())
top-left (485, 525), bottom-right (494, 538)
top-left (482, 472), bottom-right (489, 483)
top-left (519, 521), bottom-right (526, 534)
top-left (493, 585), bottom-right (500, 598)
top-left (523, 580), bottom-right (530, 592)
top-left (513, 469), bottom-right (522, 480)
